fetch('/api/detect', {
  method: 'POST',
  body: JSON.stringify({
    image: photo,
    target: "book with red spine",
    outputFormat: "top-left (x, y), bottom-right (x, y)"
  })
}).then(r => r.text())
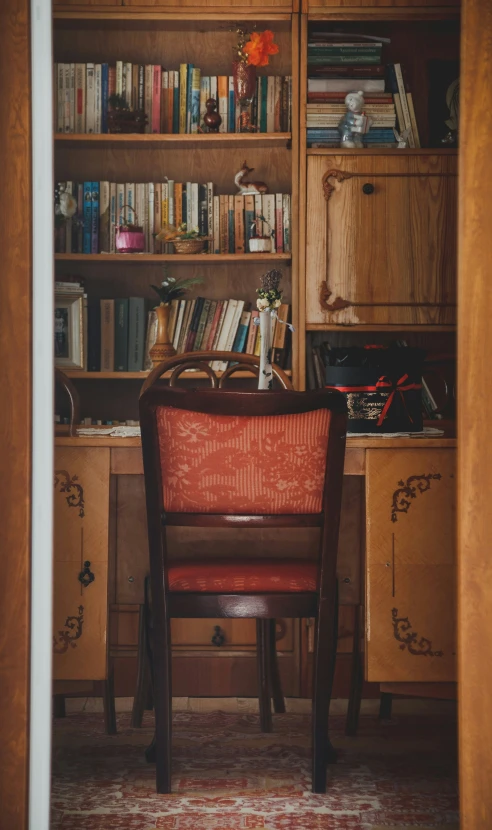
top-left (152, 65), bottom-right (161, 133)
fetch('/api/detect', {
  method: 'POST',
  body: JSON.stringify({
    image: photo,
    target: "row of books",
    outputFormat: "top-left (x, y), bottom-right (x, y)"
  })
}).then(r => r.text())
top-left (55, 181), bottom-right (291, 255)
top-left (307, 33), bottom-right (420, 148)
top-left (59, 278), bottom-right (291, 373)
top-left (55, 62), bottom-right (292, 134)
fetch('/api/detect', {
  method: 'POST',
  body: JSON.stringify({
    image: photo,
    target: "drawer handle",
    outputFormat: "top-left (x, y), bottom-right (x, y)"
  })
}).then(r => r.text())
top-left (362, 183), bottom-right (375, 195)
top-left (211, 625), bottom-right (225, 647)
top-left (78, 560), bottom-right (95, 588)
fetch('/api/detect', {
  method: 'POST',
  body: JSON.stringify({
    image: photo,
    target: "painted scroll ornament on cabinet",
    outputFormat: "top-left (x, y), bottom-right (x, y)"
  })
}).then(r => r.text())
top-left (54, 469), bottom-right (85, 518)
top-left (391, 608), bottom-right (443, 658)
top-left (53, 605), bottom-right (84, 654)
top-left (391, 473), bottom-right (443, 523)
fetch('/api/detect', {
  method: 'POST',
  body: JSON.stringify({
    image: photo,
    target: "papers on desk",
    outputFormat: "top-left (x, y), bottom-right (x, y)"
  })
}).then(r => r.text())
top-left (346, 427), bottom-right (445, 438)
top-left (76, 426), bottom-right (141, 438)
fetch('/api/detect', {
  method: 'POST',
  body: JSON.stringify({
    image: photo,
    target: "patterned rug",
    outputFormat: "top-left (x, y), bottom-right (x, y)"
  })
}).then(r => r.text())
top-left (51, 709), bottom-right (459, 829)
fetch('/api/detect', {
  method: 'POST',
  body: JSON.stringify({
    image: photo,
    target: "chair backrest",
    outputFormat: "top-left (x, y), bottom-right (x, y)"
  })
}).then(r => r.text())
top-left (140, 351), bottom-right (293, 395)
top-left (55, 368), bottom-right (80, 436)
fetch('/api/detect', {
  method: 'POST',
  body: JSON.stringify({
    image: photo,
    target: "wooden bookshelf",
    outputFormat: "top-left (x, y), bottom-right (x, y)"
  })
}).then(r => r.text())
top-left (55, 132), bottom-right (292, 148)
top-left (55, 253), bottom-right (292, 262)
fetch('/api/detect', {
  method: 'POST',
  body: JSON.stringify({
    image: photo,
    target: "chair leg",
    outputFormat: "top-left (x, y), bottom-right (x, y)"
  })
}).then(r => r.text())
top-left (345, 605), bottom-right (363, 737)
top-left (312, 583), bottom-right (339, 793)
top-left (53, 694), bottom-right (66, 718)
top-left (267, 619), bottom-right (286, 714)
top-left (132, 603), bottom-right (152, 728)
top-left (379, 692), bottom-right (393, 721)
top-left (153, 613), bottom-right (173, 793)
top-left (102, 666), bottom-right (117, 736)
top-left (256, 619), bottom-right (272, 733)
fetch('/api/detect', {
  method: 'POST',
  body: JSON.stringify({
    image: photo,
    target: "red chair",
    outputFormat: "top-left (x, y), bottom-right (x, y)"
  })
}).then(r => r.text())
top-left (139, 360), bottom-right (347, 793)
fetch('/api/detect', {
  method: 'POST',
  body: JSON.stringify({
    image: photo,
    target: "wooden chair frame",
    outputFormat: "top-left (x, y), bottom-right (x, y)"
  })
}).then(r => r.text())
top-left (140, 378), bottom-right (347, 794)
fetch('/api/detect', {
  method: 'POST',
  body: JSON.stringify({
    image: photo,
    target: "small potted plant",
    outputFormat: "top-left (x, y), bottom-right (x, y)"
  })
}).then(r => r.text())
top-left (149, 270), bottom-right (203, 365)
top-left (107, 93), bottom-right (147, 134)
top-left (156, 223), bottom-right (211, 255)
top-left (249, 214), bottom-right (275, 253)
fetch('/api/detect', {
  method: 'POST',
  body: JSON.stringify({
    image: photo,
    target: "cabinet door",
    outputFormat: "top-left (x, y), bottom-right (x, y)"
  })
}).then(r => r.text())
top-left (306, 0), bottom-right (458, 9)
top-left (124, 0), bottom-right (293, 8)
top-left (306, 154), bottom-right (457, 326)
top-left (53, 448), bottom-right (110, 681)
top-left (365, 448), bottom-right (456, 683)
top-left (53, 1), bottom-right (121, 5)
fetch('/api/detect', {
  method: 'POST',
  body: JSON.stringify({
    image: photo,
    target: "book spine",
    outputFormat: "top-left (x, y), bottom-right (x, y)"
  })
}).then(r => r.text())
top-left (179, 64), bottom-right (187, 134)
top-left (246, 310), bottom-right (259, 353)
top-left (406, 91), bottom-right (421, 148)
top-left (64, 182), bottom-right (73, 253)
top-left (161, 70), bottom-right (168, 133)
top-left (143, 183), bottom-right (149, 251)
top-left (227, 195), bottom-right (235, 254)
top-left (148, 182), bottom-right (155, 254)
top-left (94, 64), bottom-right (102, 134)
top-left (64, 63), bottom-right (70, 132)
top-left (186, 297), bottom-right (205, 351)
top-left (274, 76), bottom-right (281, 133)
top-left (205, 300), bottom-right (223, 350)
top-left (172, 300), bottom-right (186, 351)
top-left (217, 76), bottom-right (228, 134)
top-left (219, 195), bottom-right (227, 254)
top-left (83, 182), bottom-right (92, 253)
top-left (152, 64), bottom-right (161, 133)
top-left (56, 64), bottom-right (64, 132)
top-left (282, 194), bottom-right (291, 253)
top-left (211, 300), bottom-right (228, 352)
top-left (124, 182), bottom-right (135, 222)
top-left (114, 298), bottom-right (129, 371)
top-left (68, 63), bottom-right (75, 133)
top-left (198, 184), bottom-right (207, 236)
top-left (200, 299), bottom-right (216, 350)
top-left (167, 72), bottom-right (174, 135)
top-left (260, 76), bottom-right (268, 133)
top-left (173, 71), bottom-right (180, 134)
top-left (108, 65), bottom-right (116, 102)
top-left (138, 65), bottom-right (144, 111)
top-left (275, 193), bottom-right (283, 254)
top-left (124, 62), bottom-right (132, 108)
top-left (393, 64), bottom-right (415, 147)
top-left (254, 193), bottom-right (262, 237)
top-left (191, 68), bottom-right (201, 134)
top-left (232, 309), bottom-right (251, 354)
top-left (144, 65), bottom-right (153, 134)
top-left (116, 61), bottom-right (123, 96)
top-left (91, 181), bottom-right (99, 254)
top-left (76, 183), bottom-right (83, 253)
top-left (100, 299), bottom-right (115, 372)
top-left (99, 180), bottom-right (110, 253)
top-left (132, 64), bottom-right (139, 112)
top-left (213, 195), bottom-right (220, 254)
top-left (87, 298), bottom-right (101, 372)
top-left (116, 183), bottom-right (125, 228)
top-left (220, 300), bottom-right (244, 369)
top-left (234, 194), bottom-right (245, 254)
top-left (262, 194), bottom-right (276, 252)
top-left (228, 76), bottom-right (235, 133)
top-left (154, 182), bottom-right (162, 254)
top-left (86, 64), bottom-right (95, 133)
top-left (267, 76), bottom-right (275, 133)
top-left (186, 64), bottom-right (194, 133)
top-left (178, 300), bottom-right (195, 353)
top-left (175, 182), bottom-right (182, 228)
top-left (109, 182), bottom-right (116, 254)
top-left (101, 64), bottom-right (108, 134)
top-left (128, 298), bottom-right (145, 371)
top-left (206, 182), bottom-right (214, 253)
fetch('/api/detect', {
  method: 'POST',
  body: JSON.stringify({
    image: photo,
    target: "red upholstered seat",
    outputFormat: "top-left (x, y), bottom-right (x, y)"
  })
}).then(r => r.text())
top-left (168, 558), bottom-right (318, 593)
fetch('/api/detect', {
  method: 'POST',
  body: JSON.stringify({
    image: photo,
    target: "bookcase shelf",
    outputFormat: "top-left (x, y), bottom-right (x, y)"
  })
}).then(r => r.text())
top-left (55, 133), bottom-right (292, 149)
top-left (64, 369), bottom-right (292, 380)
top-left (55, 253), bottom-right (292, 263)
top-left (306, 148), bottom-right (458, 157)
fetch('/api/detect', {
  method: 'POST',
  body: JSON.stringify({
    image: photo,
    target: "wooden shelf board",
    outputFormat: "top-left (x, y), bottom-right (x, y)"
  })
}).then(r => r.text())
top-left (55, 132), bottom-right (291, 149)
top-left (53, 11), bottom-right (292, 28)
top-left (55, 253), bottom-right (292, 263)
top-left (306, 324), bottom-right (456, 333)
top-left (307, 8), bottom-right (460, 21)
top-left (64, 369), bottom-right (292, 380)
top-left (306, 148), bottom-right (458, 156)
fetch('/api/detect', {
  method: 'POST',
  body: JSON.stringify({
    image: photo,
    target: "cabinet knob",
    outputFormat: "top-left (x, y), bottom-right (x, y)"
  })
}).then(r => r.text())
top-left (211, 625), bottom-right (225, 646)
top-left (362, 183), bottom-right (375, 195)
top-left (78, 560), bottom-right (95, 588)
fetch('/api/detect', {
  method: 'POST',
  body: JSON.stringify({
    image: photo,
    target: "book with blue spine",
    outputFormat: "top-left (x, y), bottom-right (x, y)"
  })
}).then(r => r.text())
top-left (186, 63), bottom-right (194, 133)
top-left (83, 181), bottom-right (92, 253)
top-left (91, 181), bottom-right (99, 253)
top-left (190, 67), bottom-right (201, 133)
top-left (232, 309), bottom-right (251, 354)
top-left (228, 76), bottom-right (235, 133)
top-left (101, 63), bottom-right (109, 133)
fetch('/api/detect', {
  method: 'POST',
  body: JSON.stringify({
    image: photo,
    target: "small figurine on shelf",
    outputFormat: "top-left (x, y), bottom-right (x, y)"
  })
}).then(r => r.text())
top-left (234, 161), bottom-right (268, 195)
top-left (441, 79), bottom-right (459, 147)
top-left (338, 91), bottom-right (372, 149)
top-left (249, 214), bottom-right (275, 253)
top-left (393, 126), bottom-right (411, 149)
top-left (203, 98), bottom-right (222, 133)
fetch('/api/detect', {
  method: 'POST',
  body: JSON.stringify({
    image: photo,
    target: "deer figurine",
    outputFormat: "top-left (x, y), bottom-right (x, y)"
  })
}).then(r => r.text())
top-left (234, 161), bottom-right (269, 195)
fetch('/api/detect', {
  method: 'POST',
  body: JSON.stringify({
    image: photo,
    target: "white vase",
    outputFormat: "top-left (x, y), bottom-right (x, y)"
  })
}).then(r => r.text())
top-left (258, 310), bottom-right (274, 390)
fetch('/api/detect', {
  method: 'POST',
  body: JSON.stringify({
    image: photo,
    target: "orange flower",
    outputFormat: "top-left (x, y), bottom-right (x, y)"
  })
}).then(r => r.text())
top-left (243, 30), bottom-right (279, 67)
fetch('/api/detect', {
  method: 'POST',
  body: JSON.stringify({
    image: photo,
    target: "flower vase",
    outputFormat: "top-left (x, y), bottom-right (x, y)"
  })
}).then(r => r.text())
top-left (232, 61), bottom-right (257, 133)
top-left (149, 303), bottom-right (176, 367)
top-left (258, 310), bottom-right (274, 390)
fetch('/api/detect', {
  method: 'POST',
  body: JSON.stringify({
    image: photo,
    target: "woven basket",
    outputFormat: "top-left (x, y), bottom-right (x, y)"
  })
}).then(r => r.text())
top-left (172, 238), bottom-right (208, 255)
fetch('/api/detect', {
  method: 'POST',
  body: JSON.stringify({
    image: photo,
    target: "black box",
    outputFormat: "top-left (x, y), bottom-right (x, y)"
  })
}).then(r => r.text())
top-left (324, 346), bottom-right (425, 434)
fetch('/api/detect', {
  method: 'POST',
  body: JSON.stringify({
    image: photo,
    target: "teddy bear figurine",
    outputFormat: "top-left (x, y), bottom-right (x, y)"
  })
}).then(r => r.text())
top-left (338, 90), bottom-right (372, 148)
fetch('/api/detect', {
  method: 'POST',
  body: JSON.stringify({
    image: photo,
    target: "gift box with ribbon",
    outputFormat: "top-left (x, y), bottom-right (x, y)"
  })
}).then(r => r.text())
top-left (323, 346), bottom-right (425, 433)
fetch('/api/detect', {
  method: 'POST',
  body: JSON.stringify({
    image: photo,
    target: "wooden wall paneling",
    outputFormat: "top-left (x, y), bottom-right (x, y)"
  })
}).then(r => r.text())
top-left (305, 154), bottom-right (458, 327)
top-left (0, 0), bottom-right (32, 823)
top-left (365, 448), bottom-right (456, 683)
top-left (53, 448), bottom-right (111, 680)
top-left (458, 0), bottom-right (492, 825)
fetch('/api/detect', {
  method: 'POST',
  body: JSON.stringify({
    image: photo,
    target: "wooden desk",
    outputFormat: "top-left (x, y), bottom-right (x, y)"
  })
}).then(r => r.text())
top-left (54, 433), bottom-right (456, 697)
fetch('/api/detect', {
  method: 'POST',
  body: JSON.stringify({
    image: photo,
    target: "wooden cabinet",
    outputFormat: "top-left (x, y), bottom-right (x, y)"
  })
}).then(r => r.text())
top-left (365, 448), bottom-right (456, 683)
top-left (304, 0), bottom-right (459, 10)
top-left (305, 153), bottom-right (457, 327)
top-left (53, 448), bottom-right (110, 680)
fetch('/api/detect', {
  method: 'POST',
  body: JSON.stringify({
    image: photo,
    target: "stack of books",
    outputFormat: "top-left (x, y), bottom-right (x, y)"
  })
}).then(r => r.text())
top-left (307, 35), bottom-right (419, 149)
top-left (54, 62), bottom-right (292, 134)
top-left (55, 181), bottom-right (291, 256)
top-left (81, 296), bottom-right (291, 372)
